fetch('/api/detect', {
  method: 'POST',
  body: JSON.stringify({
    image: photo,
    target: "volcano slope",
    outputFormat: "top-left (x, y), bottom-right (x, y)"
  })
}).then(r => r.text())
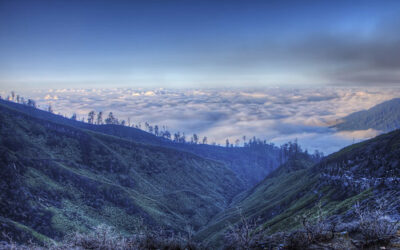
top-left (0, 102), bottom-right (244, 243)
top-left (197, 129), bottom-right (400, 248)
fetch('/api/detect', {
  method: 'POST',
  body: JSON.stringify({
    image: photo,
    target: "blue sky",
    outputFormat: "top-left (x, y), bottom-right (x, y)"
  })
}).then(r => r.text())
top-left (1, 0), bottom-right (400, 90)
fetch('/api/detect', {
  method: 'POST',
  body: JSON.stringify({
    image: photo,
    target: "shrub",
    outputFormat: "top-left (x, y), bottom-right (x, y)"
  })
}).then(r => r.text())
top-left (353, 200), bottom-right (399, 248)
top-left (224, 208), bottom-right (261, 249)
top-left (1, 223), bottom-right (202, 250)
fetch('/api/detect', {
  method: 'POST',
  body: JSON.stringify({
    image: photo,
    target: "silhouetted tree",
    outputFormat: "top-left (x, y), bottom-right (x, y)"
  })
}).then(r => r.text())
top-left (27, 99), bottom-right (36, 108)
top-left (71, 113), bottom-right (77, 120)
top-left (97, 111), bottom-right (103, 125)
top-left (163, 130), bottom-right (171, 139)
top-left (180, 133), bottom-right (186, 143)
top-left (105, 112), bottom-right (116, 124)
top-left (192, 133), bottom-right (198, 144)
top-left (154, 125), bottom-right (159, 136)
top-left (88, 111), bottom-right (95, 124)
top-left (174, 132), bottom-right (180, 142)
top-left (202, 136), bottom-right (208, 144)
top-left (48, 104), bottom-right (53, 113)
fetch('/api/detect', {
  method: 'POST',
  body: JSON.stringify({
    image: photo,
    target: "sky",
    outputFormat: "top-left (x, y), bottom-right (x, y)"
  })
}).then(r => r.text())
top-left (1, 0), bottom-right (400, 90)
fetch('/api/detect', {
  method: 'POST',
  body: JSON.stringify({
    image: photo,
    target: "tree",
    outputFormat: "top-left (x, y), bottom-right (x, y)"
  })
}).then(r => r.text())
top-left (16, 95), bottom-right (20, 103)
top-left (71, 113), bottom-right (77, 120)
top-left (202, 136), bottom-right (208, 144)
top-left (174, 132), bottom-right (180, 142)
top-left (154, 125), bottom-right (159, 136)
top-left (88, 111), bottom-right (95, 124)
top-left (48, 104), bottom-right (53, 113)
top-left (97, 111), bottom-right (103, 125)
top-left (180, 133), bottom-right (186, 143)
top-left (105, 112), bottom-right (115, 124)
top-left (163, 130), bottom-right (171, 139)
top-left (226, 139), bottom-right (230, 148)
top-left (11, 91), bottom-right (15, 101)
top-left (27, 99), bottom-right (36, 108)
top-left (192, 133), bottom-right (198, 144)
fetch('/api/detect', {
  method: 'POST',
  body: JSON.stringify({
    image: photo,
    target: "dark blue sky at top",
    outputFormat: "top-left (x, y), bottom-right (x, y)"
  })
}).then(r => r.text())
top-left (0, 0), bottom-right (399, 90)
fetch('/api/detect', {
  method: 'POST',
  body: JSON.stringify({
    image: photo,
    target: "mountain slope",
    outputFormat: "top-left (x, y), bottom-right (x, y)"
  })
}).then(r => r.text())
top-left (0, 99), bottom-right (280, 187)
top-left (334, 98), bottom-right (400, 132)
top-left (0, 102), bottom-right (244, 243)
top-left (197, 129), bottom-right (400, 248)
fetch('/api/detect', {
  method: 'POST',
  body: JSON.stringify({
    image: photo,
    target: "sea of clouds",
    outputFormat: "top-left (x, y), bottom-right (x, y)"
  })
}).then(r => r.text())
top-left (4, 87), bottom-right (400, 154)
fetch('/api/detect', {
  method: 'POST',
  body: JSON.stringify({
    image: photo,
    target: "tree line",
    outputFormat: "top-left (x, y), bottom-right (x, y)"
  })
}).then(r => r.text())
top-left (1, 92), bottom-right (324, 160)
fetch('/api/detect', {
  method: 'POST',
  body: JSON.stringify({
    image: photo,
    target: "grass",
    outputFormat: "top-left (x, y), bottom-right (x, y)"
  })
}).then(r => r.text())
top-left (0, 103), bottom-right (244, 244)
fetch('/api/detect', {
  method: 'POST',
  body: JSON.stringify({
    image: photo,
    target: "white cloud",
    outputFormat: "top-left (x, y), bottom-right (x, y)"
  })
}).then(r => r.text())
top-left (15, 87), bottom-right (400, 154)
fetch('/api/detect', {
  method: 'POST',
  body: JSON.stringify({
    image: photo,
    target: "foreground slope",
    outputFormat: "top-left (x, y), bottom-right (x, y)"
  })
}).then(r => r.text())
top-left (334, 98), bottom-right (400, 132)
top-left (0, 103), bottom-right (243, 243)
top-left (197, 129), bottom-right (400, 247)
top-left (0, 99), bottom-right (280, 187)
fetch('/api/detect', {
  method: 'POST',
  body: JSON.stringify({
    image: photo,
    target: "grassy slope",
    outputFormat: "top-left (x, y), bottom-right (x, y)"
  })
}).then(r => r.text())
top-left (197, 130), bottom-right (400, 247)
top-left (0, 99), bottom-right (280, 187)
top-left (0, 103), bottom-right (244, 243)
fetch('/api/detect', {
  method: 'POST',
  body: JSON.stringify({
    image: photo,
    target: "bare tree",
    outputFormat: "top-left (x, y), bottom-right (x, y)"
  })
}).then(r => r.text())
top-left (225, 208), bottom-right (260, 249)
top-left (48, 104), bottom-right (53, 113)
top-left (87, 111), bottom-right (95, 124)
top-left (97, 111), bottom-right (103, 125)
top-left (354, 199), bottom-right (399, 247)
top-left (192, 133), bottom-right (198, 144)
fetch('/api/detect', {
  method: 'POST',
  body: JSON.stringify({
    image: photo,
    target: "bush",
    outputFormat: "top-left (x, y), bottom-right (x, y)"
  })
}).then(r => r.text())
top-left (224, 208), bottom-right (261, 249)
top-left (299, 202), bottom-right (336, 244)
top-left (1, 223), bottom-right (202, 250)
top-left (353, 200), bottom-right (399, 248)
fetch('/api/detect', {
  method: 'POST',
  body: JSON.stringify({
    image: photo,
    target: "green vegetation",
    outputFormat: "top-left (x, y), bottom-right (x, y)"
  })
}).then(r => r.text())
top-left (0, 102), bottom-right (244, 244)
top-left (1, 98), bottom-right (399, 249)
top-left (197, 128), bottom-right (400, 248)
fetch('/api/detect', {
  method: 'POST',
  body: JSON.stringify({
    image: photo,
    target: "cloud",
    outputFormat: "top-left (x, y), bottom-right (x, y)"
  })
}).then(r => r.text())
top-left (196, 16), bottom-right (400, 87)
top-left (14, 87), bottom-right (400, 154)
top-left (291, 17), bottom-right (400, 85)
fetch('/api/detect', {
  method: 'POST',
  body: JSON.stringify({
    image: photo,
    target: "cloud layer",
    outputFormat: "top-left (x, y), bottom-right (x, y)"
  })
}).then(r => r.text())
top-left (6, 87), bottom-right (400, 154)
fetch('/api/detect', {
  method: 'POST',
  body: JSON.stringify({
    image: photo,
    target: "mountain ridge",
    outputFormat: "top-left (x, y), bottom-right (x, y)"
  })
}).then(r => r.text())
top-left (0, 101), bottom-right (245, 243)
top-left (334, 97), bottom-right (400, 132)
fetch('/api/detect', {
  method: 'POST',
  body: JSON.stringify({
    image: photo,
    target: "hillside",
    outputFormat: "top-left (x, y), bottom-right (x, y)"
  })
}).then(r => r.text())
top-left (0, 102), bottom-right (244, 243)
top-left (334, 98), bottom-right (400, 132)
top-left (197, 129), bottom-right (400, 248)
top-left (0, 99), bottom-right (280, 187)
